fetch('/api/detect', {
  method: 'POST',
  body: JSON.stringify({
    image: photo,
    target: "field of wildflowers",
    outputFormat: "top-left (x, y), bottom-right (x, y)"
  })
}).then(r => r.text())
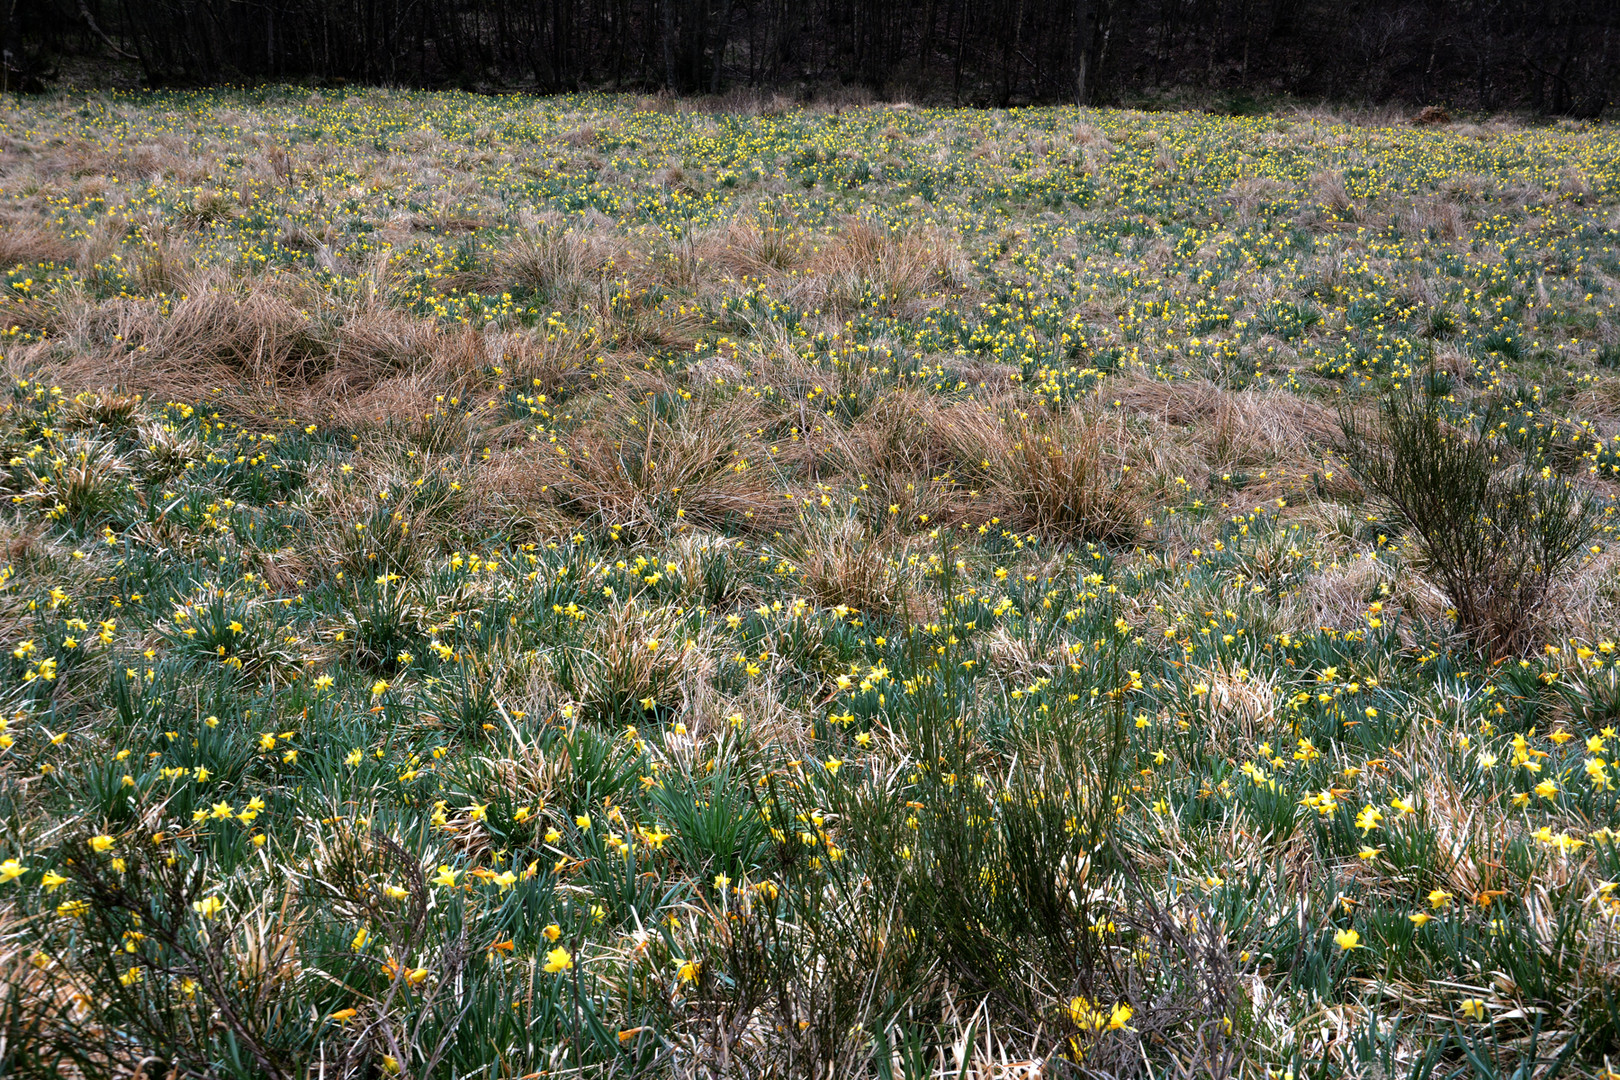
top-left (0, 88), bottom-right (1619, 1078)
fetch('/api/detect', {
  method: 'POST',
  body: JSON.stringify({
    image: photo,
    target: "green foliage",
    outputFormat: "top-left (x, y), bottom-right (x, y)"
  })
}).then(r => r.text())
top-left (1341, 385), bottom-right (1603, 657)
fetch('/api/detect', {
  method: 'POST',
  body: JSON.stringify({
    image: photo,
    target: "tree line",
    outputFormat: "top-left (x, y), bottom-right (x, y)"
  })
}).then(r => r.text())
top-left (4, 0), bottom-right (1617, 114)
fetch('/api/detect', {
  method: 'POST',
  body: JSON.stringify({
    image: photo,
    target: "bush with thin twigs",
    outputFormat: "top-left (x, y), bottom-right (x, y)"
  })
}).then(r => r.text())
top-left (1340, 386), bottom-right (1604, 657)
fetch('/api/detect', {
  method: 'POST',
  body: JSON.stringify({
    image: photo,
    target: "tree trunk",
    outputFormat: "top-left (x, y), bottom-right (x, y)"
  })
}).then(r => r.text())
top-left (662, 0), bottom-right (675, 89)
top-left (1073, 0), bottom-right (1093, 104)
top-left (1, 0), bottom-right (13, 93)
top-left (711, 0), bottom-right (731, 91)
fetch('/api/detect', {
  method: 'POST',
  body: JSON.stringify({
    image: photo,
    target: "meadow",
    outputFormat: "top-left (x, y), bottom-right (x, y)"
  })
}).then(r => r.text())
top-left (0, 87), bottom-right (1619, 1078)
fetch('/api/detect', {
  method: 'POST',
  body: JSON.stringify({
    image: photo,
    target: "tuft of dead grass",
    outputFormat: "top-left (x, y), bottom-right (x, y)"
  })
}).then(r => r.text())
top-left (800, 217), bottom-right (971, 317)
top-left (991, 406), bottom-right (1145, 543)
top-left (783, 514), bottom-right (915, 617)
top-left (0, 222), bottom-right (73, 268)
top-left (483, 215), bottom-right (625, 308)
top-left (1109, 376), bottom-right (1338, 483)
top-left (829, 389), bottom-right (998, 527)
top-left (572, 600), bottom-right (717, 724)
top-left (33, 272), bottom-right (503, 426)
top-left (694, 215), bottom-right (805, 279)
top-left (492, 393), bottom-right (793, 538)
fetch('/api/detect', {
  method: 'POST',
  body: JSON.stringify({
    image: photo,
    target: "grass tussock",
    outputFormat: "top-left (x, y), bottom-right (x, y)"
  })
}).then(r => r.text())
top-left (40, 275), bottom-right (500, 422)
top-left (802, 217), bottom-right (972, 317)
top-left (519, 393), bottom-right (794, 538)
top-left (484, 213), bottom-right (625, 307)
top-left (0, 222), bottom-right (75, 269)
top-left (995, 406), bottom-right (1146, 543)
top-left (782, 513), bottom-right (917, 616)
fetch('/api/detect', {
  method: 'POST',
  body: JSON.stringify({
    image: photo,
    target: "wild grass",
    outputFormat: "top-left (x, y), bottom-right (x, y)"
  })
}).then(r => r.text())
top-left (0, 88), bottom-right (1616, 1078)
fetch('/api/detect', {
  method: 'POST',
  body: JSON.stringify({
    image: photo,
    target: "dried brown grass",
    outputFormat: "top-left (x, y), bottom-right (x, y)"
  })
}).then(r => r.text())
top-left (1543, 547), bottom-right (1620, 643)
top-left (991, 406), bottom-right (1145, 543)
top-left (784, 515), bottom-right (915, 617)
top-left (1109, 376), bottom-right (1338, 475)
top-left (1304, 169), bottom-right (1358, 225)
top-left (0, 295), bottom-right (55, 336)
top-left (693, 217), bottom-right (806, 279)
top-left (486, 326), bottom-right (598, 402)
top-left (0, 222), bottom-right (73, 268)
top-left (574, 600), bottom-right (718, 722)
top-left (489, 393), bottom-right (793, 537)
top-left (1405, 196), bottom-right (1465, 242)
top-left (1222, 177), bottom-right (1287, 222)
top-left (29, 270), bottom-right (499, 425)
top-left (828, 389), bottom-right (999, 526)
top-left (1189, 659), bottom-right (1279, 746)
top-left (481, 214), bottom-right (626, 306)
top-left (800, 217), bottom-right (971, 317)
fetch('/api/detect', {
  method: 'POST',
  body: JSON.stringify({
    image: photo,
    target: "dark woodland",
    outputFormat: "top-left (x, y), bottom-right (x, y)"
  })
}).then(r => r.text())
top-left (4, 0), bottom-right (1617, 113)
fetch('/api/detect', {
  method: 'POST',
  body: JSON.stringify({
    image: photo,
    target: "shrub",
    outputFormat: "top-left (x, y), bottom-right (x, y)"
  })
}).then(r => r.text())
top-left (1340, 387), bottom-right (1603, 657)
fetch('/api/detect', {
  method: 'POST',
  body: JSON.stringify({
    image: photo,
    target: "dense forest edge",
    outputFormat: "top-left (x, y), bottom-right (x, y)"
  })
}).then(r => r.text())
top-left (3, 0), bottom-right (1617, 116)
